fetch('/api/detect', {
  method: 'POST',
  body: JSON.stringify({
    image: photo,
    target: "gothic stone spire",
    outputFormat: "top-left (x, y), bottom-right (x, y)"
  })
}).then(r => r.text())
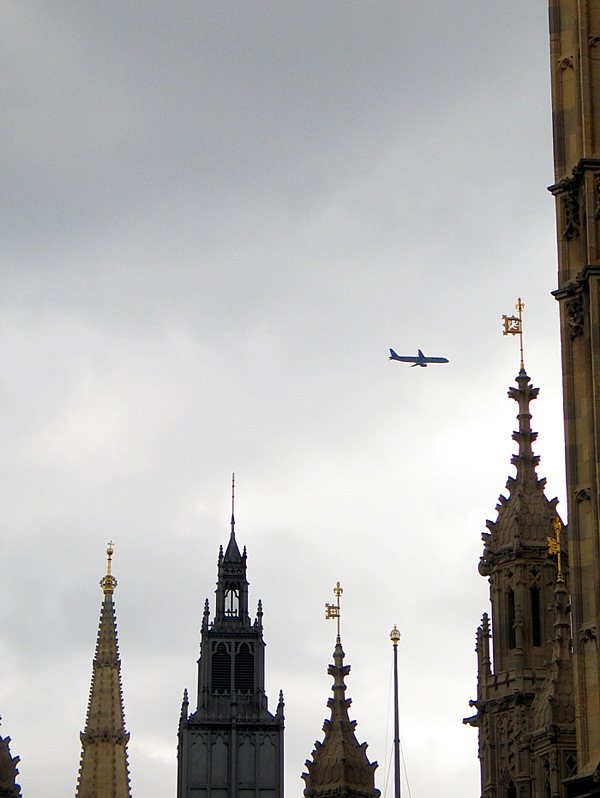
top-left (479, 369), bottom-right (557, 556)
top-left (466, 371), bottom-right (573, 798)
top-left (531, 576), bottom-right (575, 732)
top-left (75, 544), bottom-right (132, 798)
top-left (302, 640), bottom-right (380, 798)
top-left (177, 494), bottom-right (284, 798)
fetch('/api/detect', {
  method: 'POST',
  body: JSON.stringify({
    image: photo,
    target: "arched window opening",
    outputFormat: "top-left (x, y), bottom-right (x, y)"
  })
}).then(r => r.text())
top-left (507, 589), bottom-right (516, 649)
top-left (212, 643), bottom-right (231, 693)
top-left (235, 642), bottom-right (254, 693)
top-left (507, 780), bottom-right (517, 798)
top-left (531, 586), bottom-right (541, 647)
top-left (225, 583), bottom-right (239, 617)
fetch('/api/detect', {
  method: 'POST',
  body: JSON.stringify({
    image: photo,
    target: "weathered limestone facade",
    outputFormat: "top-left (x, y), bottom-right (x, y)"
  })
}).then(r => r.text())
top-left (75, 545), bottom-right (132, 798)
top-left (465, 370), bottom-right (575, 798)
top-left (548, 2), bottom-right (600, 793)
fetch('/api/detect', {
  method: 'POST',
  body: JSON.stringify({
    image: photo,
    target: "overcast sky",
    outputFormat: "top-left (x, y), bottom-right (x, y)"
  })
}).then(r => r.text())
top-left (0, 3), bottom-right (565, 797)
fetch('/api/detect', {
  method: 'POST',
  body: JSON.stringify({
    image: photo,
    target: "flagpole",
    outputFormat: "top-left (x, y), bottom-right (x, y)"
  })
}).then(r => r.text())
top-left (390, 626), bottom-right (401, 798)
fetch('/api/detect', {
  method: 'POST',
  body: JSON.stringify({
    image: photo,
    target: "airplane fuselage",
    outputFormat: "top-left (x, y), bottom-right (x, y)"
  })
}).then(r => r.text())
top-left (389, 348), bottom-right (449, 367)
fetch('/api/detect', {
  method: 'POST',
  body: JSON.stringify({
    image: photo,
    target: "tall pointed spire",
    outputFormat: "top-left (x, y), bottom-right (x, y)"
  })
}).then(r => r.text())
top-left (303, 585), bottom-right (380, 798)
top-left (531, 573), bottom-right (575, 732)
top-left (75, 543), bottom-right (132, 798)
top-left (178, 485), bottom-right (284, 798)
top-left (529, 568), bottom-right (577, 796)
top-left (223, 472), bottom-right (242, 563)
top-left (479, 369), bottom-right (556, 559)
top-left (466, 371), bottom-right (574, 797)
top-left (507, 367), bottom-right (540, 485)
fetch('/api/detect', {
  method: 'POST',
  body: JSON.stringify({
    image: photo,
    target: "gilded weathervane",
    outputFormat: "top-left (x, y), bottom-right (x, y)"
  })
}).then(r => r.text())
top-left (325, 581), bottom-right (343, 643)
top-left (502, 297), bottom-right (525, 370)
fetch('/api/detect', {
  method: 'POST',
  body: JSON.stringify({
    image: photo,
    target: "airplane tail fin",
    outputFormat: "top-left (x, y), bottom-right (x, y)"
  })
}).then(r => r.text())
top-left (418, 349), bottom-right (424, 358)
top-left (389, 349), bottom-right (399, 359)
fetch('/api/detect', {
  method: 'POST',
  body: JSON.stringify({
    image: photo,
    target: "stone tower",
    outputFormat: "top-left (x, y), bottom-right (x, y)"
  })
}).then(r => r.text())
top-left (302, 587), bottom-right (379, 798)
top-left (75, 543), bottom-right (132, 798)
top-left (548, 2), bottom-right (600, 793)
top-left (464, 369), bottom-right (574, 798)
top-left (177, 496), bottom-right (284, 798)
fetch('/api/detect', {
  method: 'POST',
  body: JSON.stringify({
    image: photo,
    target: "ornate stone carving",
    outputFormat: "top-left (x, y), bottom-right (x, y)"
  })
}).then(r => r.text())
top-left (563, 188), bottom-right (580, 239)
top-left (594, 172), bottom-right (600, 219)
top-left (559, 56), bottom-right (574, 71)
top-left (514, 603), bottom-right (524, 629)
top-left (580, 625), bottom-right (597, 644)
top-left (575, 487), bottom-right (592, 503)
top-left (565, 752), bottom-right (577, 779)
top-left (566, 297), bottom-right (584, 338)
top-left (562, 269), bottom-right (586, 295)
top-left (478, 555), bottom-right (492, 577)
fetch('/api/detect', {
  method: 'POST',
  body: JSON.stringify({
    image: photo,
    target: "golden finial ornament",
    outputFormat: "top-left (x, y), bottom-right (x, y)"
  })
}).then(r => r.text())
top-left (390, 625), bottom-right (401, 646)
top-left (100, 540), bottom-right (118, 594)
top-left (547, 516), bottom-right (565, 583)
top-left (502, 297), bottom-right (525, 370)
top-left (325, 581), bottom-right (343, 642)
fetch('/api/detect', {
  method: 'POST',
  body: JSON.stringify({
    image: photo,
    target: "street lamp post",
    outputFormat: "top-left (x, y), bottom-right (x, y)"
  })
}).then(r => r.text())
top-left (390, 625), bottom-right (401, 798)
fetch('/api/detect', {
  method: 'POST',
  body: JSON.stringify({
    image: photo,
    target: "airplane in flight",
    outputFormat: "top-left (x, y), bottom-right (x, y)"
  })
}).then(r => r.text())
top-left (389, 348), bottom-right (449, 367)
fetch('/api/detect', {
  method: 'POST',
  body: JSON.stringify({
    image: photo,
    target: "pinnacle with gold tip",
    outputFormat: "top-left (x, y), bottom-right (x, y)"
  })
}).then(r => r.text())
top-left (100, 540), bottom-right (118, 594)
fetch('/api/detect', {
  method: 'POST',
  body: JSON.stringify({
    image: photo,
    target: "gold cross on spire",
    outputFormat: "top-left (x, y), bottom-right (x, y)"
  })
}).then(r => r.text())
top-left (325, 581), bottom-right (343, 643)
top-left (547, 516), bottom-right (565, 583)
top-left (100, 541), bottom-right (118, 594)
top-left (502, 297), bottom-right (525, 370)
